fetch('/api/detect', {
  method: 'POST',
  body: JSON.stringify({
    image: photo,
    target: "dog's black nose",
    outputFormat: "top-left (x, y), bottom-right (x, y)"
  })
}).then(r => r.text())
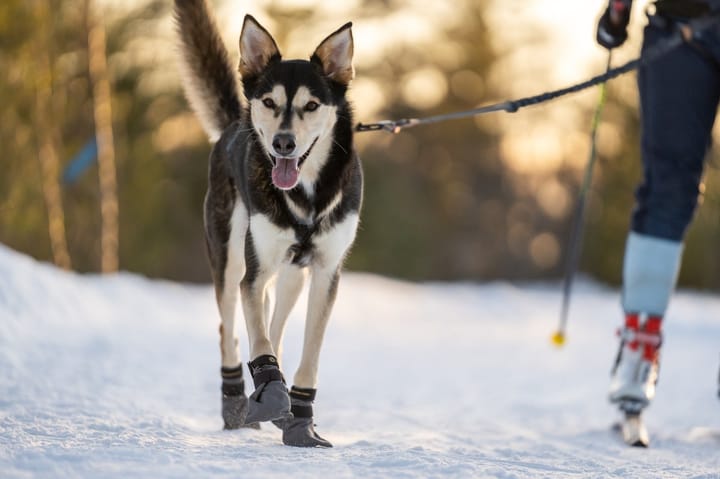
top-left (272, 133), bottom-right (296, 157)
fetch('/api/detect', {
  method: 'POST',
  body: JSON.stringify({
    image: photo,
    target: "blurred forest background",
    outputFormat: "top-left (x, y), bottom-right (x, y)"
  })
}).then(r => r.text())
top-left (1, 0), bottom-right (719, 289)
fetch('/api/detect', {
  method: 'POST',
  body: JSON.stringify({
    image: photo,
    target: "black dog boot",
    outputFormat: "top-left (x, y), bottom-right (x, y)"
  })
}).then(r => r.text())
top-left (280, 387), bottom-right (332, 448)
top-left (245, 355), bottom-right (292, 424)
top-left (221, 364), bottom-right (258, 430)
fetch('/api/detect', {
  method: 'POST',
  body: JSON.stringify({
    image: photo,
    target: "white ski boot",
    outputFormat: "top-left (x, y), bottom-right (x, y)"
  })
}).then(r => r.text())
top-left (609, 313), bottom-right (662, 406)
top-left (609, 313), bottom-right (662, 447)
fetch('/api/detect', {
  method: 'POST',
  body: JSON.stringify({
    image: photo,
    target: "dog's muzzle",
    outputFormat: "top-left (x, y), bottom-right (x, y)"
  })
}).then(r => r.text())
top-left (270, 137), bottom-right (318, 190)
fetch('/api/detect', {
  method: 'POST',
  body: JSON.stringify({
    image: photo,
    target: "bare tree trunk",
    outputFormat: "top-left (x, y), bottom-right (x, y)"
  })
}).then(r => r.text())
top-left (34, 0), bottom-right (72, 271)
top-left (86, 0), bottom-right (119, 273)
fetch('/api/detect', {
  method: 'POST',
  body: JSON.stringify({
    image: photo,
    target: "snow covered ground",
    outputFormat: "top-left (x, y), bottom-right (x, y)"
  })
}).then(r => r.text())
top-left (1, 244), bottom-right (719, 478)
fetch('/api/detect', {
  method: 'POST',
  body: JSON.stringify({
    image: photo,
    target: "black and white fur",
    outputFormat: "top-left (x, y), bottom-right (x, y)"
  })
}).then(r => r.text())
top-left (174, 0), bottom-right (361, 446)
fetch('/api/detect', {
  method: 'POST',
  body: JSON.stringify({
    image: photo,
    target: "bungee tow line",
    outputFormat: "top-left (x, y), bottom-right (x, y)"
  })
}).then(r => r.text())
top-left (355, 14), bottom-right (719, 135)
top-left (355, 13), bottom-right (719, 347)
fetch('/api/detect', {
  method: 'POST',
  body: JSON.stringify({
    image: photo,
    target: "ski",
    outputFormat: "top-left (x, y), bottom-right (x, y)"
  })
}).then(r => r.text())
top-left (621, 413), bottom-right (649, 447)
top-left (612, 400), bottom-right (650, 447)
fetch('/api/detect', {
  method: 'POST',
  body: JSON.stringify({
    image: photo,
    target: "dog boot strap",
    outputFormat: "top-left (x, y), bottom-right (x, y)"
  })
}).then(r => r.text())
top-left (221, 364), bottom-right (245, 396)
top-left (248, 355), bottom-right (285, 388)
top-left (289, 386), bottom-right (316, 418)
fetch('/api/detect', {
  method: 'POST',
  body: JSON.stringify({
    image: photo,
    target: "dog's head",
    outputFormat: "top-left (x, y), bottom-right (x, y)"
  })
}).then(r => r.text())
top-left (238, 16), bottom-right (354, 191)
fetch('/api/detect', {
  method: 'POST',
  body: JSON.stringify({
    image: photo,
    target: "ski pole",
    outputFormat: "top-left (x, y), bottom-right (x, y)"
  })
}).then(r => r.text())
top-left (552, 51), bottom-right (613, 347)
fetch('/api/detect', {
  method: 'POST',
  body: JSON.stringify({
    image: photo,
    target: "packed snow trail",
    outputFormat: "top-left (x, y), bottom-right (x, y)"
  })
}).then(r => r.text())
top-left (1, 244), bottom-right (719, 478)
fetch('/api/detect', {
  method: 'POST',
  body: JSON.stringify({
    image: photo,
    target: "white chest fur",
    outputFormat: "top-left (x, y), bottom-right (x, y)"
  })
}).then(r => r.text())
top-left (313, 213), bottom-right (359, 269)
top-left (249, 214), bottom-right (297, 268)
top-left (248, 210), bottom-right (358, 271)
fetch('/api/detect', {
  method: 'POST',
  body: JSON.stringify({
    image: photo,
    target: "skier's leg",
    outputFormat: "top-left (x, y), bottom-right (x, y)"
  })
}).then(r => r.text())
top-left (630, 21), bottom-right (719, 245)
top-left (611, 17), bottom-right (720, 411)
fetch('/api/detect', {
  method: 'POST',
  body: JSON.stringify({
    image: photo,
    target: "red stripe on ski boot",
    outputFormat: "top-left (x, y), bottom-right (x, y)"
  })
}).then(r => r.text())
top-left (625, 313), bottom-right (640, 351)
top-left (641, 315), bottom-right (662, 361)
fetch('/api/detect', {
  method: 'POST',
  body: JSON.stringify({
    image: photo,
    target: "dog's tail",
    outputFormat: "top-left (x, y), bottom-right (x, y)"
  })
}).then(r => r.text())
top-left (174, 0), bottom-right (241, 141)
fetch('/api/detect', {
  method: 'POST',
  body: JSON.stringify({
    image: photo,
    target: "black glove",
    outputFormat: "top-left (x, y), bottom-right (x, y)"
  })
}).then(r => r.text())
top-left (596, 0), bottom-right (633, 49)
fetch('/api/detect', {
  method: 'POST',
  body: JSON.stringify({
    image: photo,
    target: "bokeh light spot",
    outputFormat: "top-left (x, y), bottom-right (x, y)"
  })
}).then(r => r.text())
top-left (402, 67), bottom-right (448, 110)
top-left (530, 232), bottom-right (560, 269)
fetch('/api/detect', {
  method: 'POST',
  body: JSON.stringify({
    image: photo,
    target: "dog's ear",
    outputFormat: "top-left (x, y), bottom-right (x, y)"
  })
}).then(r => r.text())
top-left (239, 15), bottom-right (281, 78)
top-left (311, 23), bottom-right (354, 85)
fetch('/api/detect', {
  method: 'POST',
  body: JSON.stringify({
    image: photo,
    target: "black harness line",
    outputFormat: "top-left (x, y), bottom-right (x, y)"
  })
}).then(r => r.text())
top-left (354, 13), bottom-right (720, 346)
top-left (355, 14), bottom-right (719, 134)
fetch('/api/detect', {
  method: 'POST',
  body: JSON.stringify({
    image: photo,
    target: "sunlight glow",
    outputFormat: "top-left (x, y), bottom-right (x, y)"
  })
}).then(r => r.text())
top-left (153, 114), bottom-right (206, 152)
top-left (530, 232), bottom-right (560, 269)
top-left (536, 179), bottom-right (571, 220)
top-left (402, 68), bottom-right (448, 110)
top-left (450, 70), bottom-right (485, 104)
top-left (104, 0), bottom-right (651, 178)
top-left (500, 126), bottom-right (564, 175)
top-left (350, 78), bottom-right (386, 121)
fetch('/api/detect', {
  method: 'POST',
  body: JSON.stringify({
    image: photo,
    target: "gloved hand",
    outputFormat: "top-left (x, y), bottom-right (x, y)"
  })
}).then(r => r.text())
top-left (596, 0), bottom-right (633, 49)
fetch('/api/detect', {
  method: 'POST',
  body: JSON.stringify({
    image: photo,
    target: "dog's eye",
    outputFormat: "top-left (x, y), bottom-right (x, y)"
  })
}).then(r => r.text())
top-left (304, 101), bottom-right (319, 112)
top-left (262, 98), bottom-right (276, 109)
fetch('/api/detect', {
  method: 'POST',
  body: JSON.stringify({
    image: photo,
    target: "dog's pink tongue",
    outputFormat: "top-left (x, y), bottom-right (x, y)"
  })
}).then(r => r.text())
top-left (272, 157), bottom-right (300, 190)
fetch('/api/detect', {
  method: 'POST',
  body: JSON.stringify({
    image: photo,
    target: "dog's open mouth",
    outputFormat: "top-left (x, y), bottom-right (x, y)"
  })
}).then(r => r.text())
top-left (270, 137), bottom-right (318, 190)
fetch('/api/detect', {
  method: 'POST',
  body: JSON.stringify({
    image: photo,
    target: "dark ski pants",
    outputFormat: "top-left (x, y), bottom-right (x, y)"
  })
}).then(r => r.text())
top-left (631, 17), bottom-right (720, 241)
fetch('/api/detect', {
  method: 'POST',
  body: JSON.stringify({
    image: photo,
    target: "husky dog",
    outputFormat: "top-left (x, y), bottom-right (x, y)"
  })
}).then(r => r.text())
top-left (174, 0), bottom-right (361, 447)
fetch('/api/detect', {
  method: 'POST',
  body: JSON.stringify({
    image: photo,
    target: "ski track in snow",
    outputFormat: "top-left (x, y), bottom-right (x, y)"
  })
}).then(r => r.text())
top-left (1, 244), bottom-right (719, 478)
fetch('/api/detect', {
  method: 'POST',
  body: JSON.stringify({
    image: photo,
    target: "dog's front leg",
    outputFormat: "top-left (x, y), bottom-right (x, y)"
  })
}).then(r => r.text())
top-left (294, 266), bottom-right (340, 389)
top-left (280, 214), bottom-right (358, 447)
top-left (241, 268), bottom-right (292, 424)
top-left (269, 264), bottom-right (307, 366)
top-left (278, 264), bottom-right (340, 448)
top-left (240, 226), bottom-right (292, 425)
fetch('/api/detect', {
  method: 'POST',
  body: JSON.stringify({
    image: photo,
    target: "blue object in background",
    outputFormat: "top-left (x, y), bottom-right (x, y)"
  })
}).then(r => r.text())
top-left (62, 139), bottom-right (98, 185)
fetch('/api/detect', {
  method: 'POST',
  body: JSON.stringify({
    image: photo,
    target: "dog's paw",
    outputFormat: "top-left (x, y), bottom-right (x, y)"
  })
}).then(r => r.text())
top-left (222, 393), bottom-right (261, 430)
top-left (221, 364), bottom-right (260, 430)
top-left (245, 380), bottom-right (292, 424)
top-left (276, 386), bottom-right (332, 447)
top-left (281, 417), bottom-right (333, 448)
top-left (246, 355), bottom-right (292, 424)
